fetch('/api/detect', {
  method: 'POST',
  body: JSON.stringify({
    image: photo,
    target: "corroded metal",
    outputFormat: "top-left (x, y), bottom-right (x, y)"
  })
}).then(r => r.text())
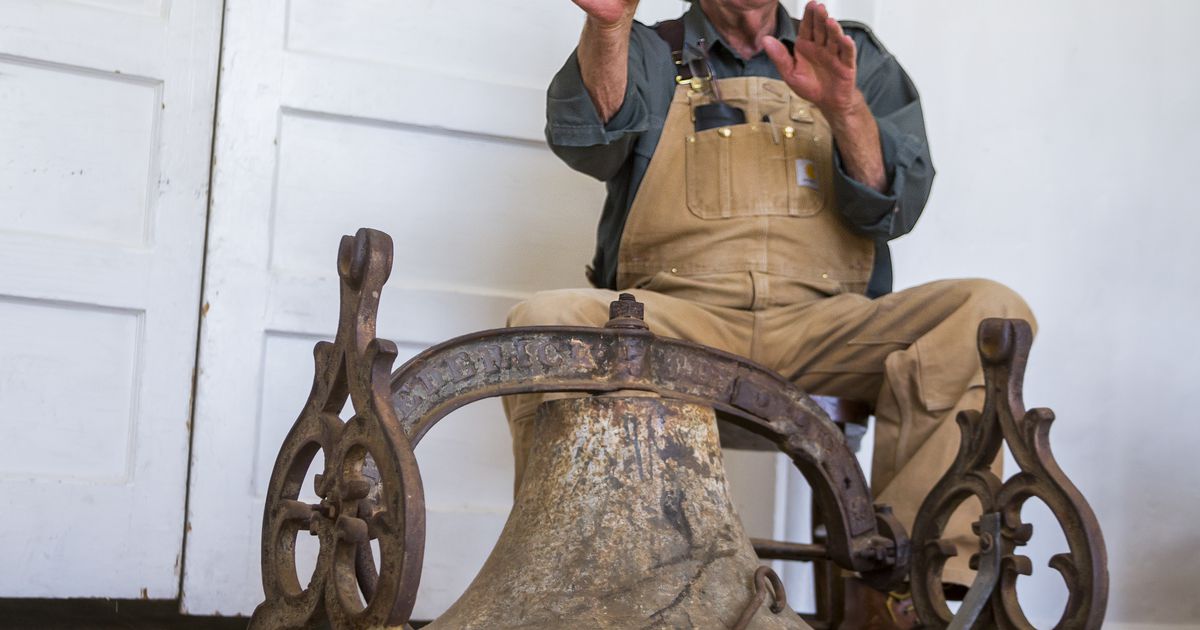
top-left (251, 228), bottom-right (901, 629)
top-left (909, 319), bottom-right (1109, 629)
top-left (733, 566), bottom-right (789, 630)
top-left (719, 395), bottom-right (871, 452)
top-left (750, 538), bottom-right (829, 562)
top-left (250, 229), bottom-right (423, 630)
top-left (252, 228), bottom-right (1108, 629)
top-left (947, 513), bottom-right (1002, 630)
top-left (426, 396), bottom-right (806, 629)
top-left (385, 300), bottom-right (904, 580)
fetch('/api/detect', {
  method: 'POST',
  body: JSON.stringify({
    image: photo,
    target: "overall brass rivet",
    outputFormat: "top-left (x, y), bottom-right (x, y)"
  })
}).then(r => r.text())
top-left (783, 126), bottom-right (795, 138)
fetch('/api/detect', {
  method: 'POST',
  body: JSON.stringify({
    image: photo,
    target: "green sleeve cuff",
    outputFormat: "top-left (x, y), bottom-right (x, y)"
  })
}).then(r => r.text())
top-left (546, 51), bottom-right (650, 147)
top-left (833, 116), bottom-right (925, 236)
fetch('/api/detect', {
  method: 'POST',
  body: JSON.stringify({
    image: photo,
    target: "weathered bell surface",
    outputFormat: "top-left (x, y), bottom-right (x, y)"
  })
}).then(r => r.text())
top-left (426, 395), bottom-right (809, 629)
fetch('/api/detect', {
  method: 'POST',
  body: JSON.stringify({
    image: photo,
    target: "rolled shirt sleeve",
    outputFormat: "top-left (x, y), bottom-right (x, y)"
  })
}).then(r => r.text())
top-left (833, 24), bottom-right (935, 241)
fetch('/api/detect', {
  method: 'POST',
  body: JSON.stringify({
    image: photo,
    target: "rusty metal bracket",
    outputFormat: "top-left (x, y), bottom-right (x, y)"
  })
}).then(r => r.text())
top-left (250, 228), bottom-right (906, 629)
top-left (909, 319), bottom-right (1109, 629)
top-left (733, 566), bottom-right (788, 630)
top-left (250, 229), bottom-right (423, 630)
top-left (946, 512), bottom-right (1002, 630)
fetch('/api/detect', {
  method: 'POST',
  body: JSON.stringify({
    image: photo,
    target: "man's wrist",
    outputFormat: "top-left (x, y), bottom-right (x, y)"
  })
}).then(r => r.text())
top-left (825, 89), bottom-right (888, 193)
top-left (586, 12), bottom-right (636, 33)
top-left (825, 90), bottom-right (872, 135)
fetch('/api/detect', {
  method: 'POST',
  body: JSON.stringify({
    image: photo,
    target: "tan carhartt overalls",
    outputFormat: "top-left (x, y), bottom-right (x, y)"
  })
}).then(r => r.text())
top-left (506, 77), bottom-right (1035, 586)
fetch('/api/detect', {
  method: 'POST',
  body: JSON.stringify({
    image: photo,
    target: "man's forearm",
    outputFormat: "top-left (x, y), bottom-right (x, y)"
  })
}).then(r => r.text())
top-left (828, 93), bottom-right (888, 193)
top-left (578, 16), bottom-right (634, 123)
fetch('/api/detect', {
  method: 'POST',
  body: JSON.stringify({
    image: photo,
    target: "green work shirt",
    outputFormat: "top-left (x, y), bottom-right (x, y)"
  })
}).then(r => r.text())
top-left (545, 2), bottom-right (934, 297)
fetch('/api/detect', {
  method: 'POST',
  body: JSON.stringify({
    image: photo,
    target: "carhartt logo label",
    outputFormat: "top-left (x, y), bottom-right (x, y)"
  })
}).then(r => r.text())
top-left (796, 159), bottom-right (819, 189)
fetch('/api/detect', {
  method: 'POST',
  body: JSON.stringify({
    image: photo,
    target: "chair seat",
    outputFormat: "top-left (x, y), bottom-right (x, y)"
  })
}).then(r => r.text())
top-left (718, 395), bottom-right (872, 452)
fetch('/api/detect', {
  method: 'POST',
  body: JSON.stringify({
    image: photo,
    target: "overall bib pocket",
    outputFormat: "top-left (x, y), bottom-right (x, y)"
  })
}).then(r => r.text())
top-left (684, 121), bottom-right (830, 220)
top-left (783, 109), bottom-right (830, 218)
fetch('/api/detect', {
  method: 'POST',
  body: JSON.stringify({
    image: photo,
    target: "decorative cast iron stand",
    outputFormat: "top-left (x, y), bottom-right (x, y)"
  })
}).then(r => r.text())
top-left (909, 318), bottom-right (1109, 628)
top-left (250, 228), bottom-right (1107, 629)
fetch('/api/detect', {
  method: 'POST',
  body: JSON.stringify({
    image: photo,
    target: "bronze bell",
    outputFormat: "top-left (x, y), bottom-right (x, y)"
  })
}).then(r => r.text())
top-left (251, 228), bottom-right (1109, 630)
top-left (427, 395), bottom-right (804, 629)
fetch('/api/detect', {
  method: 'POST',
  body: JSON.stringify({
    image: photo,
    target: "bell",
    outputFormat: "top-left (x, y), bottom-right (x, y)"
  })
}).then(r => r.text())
top-left (427, 394), bottom-right (806, 629)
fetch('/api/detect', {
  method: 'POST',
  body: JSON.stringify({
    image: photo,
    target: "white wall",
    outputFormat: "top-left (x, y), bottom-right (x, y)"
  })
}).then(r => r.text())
top-left (857, 1), bottom-right (1200, 626)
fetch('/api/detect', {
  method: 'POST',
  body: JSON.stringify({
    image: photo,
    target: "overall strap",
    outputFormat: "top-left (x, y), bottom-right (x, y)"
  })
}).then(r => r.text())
top-left (652, 18), bottom-right (690, 80)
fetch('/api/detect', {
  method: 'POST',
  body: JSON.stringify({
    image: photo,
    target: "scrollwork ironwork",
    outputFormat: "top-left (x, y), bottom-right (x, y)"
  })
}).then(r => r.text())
top-left (250, 229), bottom-right (423, 630)
top-left (910, 319), bottom-right (1108, 629)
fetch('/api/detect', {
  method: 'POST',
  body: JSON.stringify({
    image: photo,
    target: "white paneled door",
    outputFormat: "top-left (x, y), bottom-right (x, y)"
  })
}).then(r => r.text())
top-left (0, 0), bottom-right (811, 613)
top-left (0, 0), bottom-right (222, 598)
top-left (185, 0), bottom-right (697, 618)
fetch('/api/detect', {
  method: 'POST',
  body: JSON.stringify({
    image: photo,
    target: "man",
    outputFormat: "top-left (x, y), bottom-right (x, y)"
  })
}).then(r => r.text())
top-left (505, 0), bottom-right (1035, 625)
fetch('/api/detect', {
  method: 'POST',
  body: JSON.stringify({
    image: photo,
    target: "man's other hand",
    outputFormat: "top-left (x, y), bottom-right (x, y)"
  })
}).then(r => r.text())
top-left (573, 0), bottom-right (640, 29)
top-left (760, 1), bottom-right (863, 121)
top-left (761, 1), bottom-right (887, 192)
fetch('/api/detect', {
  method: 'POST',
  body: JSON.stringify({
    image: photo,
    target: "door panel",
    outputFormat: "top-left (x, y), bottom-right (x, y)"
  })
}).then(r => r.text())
top-left (0, 0), bottom-right (222, 598)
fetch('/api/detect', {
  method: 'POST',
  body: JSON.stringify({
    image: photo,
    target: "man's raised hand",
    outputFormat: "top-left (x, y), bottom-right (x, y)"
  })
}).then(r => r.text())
top-left (572, 0), bottom-right (640, 28)
top-left (763, 1), bottom-right (886, 191)
top-left (761, 1), bottom-right (862, 121)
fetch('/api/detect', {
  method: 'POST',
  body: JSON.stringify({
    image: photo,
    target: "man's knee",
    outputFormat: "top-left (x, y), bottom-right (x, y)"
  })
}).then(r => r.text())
top-left (507, 288), bottom-right (613, 328)
top-left (953, 278), bottom-right (1037, 335)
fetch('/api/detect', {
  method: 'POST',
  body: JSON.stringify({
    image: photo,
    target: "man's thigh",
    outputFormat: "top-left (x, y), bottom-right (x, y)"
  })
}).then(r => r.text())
top-left (755, 278), bottom-right (1030, 402)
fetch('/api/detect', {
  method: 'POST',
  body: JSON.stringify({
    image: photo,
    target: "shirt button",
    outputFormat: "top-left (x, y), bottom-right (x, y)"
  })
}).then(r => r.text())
top-left (783, 126), bottom-right (795, 138)
top-left (671, 268), bottom-right (678, 274)
top-left (718, 127), bottom-right (732, 138)
top-left (821, 273), bottom-right (829, 279)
